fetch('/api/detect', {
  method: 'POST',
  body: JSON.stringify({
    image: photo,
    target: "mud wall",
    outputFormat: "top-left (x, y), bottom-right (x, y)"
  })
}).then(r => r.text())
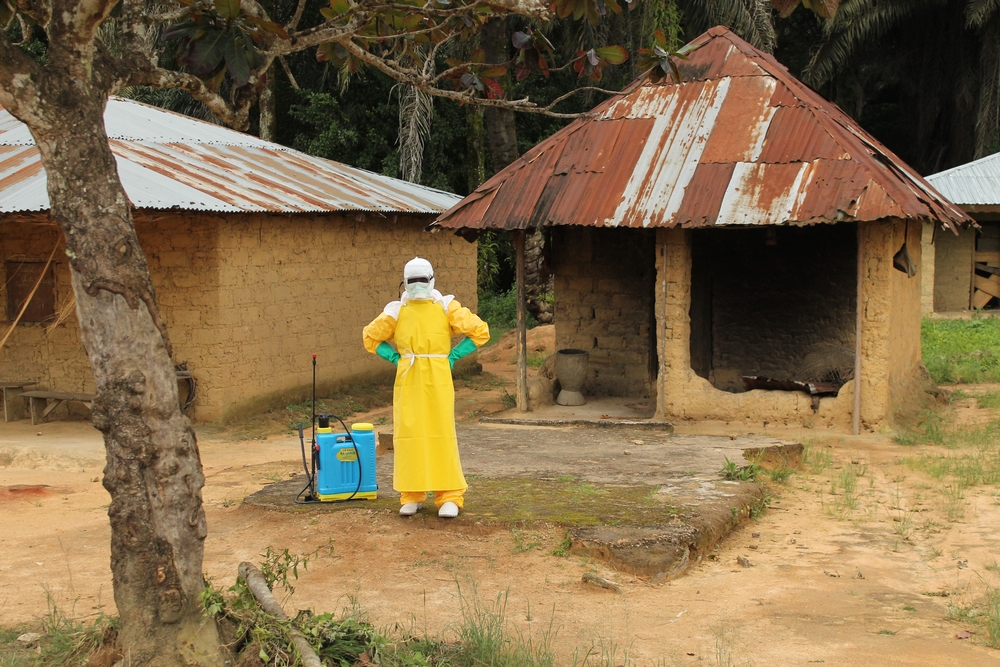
top-left (551, 227), bottom-right (657, 398)
top-left (214, 213), bottom-right (478, 421)
top-left (655, 220), bottom-right (925, 432)
top-left (1, 213), bottom-right (476, 423)
top-left (932, 225), bottom-right (973, 312)
top-left (690, 225), bottom-right (857, 391)
top-left (0, 221), bottom-right (91, 396)
top-left (920, 221), bottom-right (936, 314)
top-left (878, 219), bottom-right (929, 426)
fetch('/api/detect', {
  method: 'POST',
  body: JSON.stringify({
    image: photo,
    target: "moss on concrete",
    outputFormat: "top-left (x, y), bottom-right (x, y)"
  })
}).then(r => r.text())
top-left (245, 474), bottom-right (676, 528)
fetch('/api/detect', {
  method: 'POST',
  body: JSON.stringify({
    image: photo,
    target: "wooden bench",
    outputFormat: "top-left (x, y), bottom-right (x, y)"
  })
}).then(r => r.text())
top-left (1, 381), bottom-right (37, 422)
top-left (19, 391), bottom-right (94, 426)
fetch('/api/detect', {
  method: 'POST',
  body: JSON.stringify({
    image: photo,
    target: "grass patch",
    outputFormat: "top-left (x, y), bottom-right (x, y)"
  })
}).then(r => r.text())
top-left (977, 392), bottom-right (1000, 410)
top-left (947, 582), bottom-right (1000, 648)
top-left (922, 317), bottom-right (1000, 384)
top-left (527, 353), bottom-right (548, 369)
top-left (803, 443), bottom-right (833, 474)
top-left (0, 600), bottom-right (118, 667)
top-left (719, 456), bottom-right (762, 482)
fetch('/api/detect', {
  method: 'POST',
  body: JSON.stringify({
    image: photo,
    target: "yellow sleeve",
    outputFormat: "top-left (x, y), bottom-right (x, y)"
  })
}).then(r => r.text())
top-left (362, 312), bottom-right (397, 354)
top-left (447, 300), bottom-right (490, 347)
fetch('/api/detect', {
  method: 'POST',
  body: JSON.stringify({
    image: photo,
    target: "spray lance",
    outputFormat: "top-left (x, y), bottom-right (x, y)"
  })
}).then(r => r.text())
top-left (295, 354), bottom-right (375, 504)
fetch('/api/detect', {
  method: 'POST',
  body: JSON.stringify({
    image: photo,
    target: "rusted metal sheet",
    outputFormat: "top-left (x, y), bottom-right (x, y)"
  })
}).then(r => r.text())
top-left (435, 26), bottom-right (969, 233)
top-left (0, 97), bottom-right (460, 215)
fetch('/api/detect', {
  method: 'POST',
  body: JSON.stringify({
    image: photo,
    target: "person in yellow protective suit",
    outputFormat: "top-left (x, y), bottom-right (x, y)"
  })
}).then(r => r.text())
top-left (362, 257), bottom-right (490, 519)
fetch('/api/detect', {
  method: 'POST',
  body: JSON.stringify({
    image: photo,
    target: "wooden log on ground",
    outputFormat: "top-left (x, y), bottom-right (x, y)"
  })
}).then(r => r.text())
top-left (237, 562), bottom-right (323, 667)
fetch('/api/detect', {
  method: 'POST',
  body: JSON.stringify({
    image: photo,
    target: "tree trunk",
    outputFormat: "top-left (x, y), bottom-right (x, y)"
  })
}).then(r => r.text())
top-left (259, 63), bottom-right (277, 142)
top-left (482, 18), bottom-right (552, 324)
top-left (32, 91), bottom-right (223, 667)
top-left (466, 105), bottom-right (487, 193)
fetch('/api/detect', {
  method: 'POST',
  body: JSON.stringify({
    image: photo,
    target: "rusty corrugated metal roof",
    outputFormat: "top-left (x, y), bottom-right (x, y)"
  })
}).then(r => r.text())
top-left (0, 97), bottom-right (460, 215)
top-left (434, 27), bottom-right (969, 232)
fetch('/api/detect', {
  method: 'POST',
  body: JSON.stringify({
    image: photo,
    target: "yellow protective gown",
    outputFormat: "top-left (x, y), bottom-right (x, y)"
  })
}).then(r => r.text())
top-left (363, 298), bottom-right (489, 497)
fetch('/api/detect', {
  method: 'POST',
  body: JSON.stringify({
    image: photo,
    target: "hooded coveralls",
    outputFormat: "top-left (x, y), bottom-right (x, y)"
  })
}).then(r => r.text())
top-left (363, 294), bottom-right (490, 509)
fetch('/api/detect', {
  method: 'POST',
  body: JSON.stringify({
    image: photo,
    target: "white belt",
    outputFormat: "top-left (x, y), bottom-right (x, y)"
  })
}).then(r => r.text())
top-left (400, 352), bottom-right (449, 377)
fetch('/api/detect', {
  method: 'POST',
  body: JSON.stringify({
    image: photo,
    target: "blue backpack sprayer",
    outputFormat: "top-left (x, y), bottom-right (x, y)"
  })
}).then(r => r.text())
top-left (295, 354), bottom-right (378, 504)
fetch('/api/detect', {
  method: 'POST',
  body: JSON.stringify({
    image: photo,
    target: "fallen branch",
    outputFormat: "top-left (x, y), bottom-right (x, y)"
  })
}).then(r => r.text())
top-left (237, 562), bottom-right (323, 667)
top-left (581, 572), bottom-right (622, 593)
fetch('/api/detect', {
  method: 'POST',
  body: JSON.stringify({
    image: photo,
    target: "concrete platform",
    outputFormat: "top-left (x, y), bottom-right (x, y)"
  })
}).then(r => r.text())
top-left (480, 396), bottom-right (672, 429)
top-left (247, 422), bottom-right (802, 582)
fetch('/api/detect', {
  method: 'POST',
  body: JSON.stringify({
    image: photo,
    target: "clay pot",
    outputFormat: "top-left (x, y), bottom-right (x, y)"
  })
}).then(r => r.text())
top-left (555, 348), bottom-right (589, 406)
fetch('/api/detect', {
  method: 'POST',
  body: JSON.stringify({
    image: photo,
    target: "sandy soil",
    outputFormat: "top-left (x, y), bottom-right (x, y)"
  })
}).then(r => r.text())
top-left (2, 331), bottom-right (1000, 666)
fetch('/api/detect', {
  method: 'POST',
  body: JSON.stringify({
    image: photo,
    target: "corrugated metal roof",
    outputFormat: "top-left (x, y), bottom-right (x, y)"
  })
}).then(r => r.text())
top-left (0, 97), bottom-right (460, 215)
top-left (926, 151), bottom-right (1000, 207)
top-left (435, 27), bottom-right (968, 232)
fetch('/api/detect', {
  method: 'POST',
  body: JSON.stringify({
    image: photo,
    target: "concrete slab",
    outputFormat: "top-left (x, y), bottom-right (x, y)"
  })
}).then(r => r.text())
top-left (246, 422), bottom-right (802, 582)
top-left (480, 396), bottom-right (671, 428)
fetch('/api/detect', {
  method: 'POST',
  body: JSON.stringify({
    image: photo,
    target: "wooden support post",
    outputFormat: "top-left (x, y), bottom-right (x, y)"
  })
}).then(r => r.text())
top-left (514, 230), bottom-right (529, 412)
top-left (853, 223), bottom-right (863, 436)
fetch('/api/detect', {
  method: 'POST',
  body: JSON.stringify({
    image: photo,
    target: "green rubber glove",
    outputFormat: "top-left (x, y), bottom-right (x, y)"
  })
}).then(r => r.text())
top-left (376, 342), bottom-right (400, 366)
top-left (448, 337), bottom-right (479, 369)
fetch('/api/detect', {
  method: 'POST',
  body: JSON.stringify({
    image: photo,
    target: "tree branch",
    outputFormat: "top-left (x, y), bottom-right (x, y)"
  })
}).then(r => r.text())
top-left (0, 24), bottom-right (44, 122)
top-left (339, 38), bottom-right (588, 118)
top-left (123, 63), bottom-right (254, 128)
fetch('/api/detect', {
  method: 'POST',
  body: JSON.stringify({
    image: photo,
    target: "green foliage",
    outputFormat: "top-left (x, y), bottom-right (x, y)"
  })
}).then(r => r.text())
top-left (551, 533), bottom-right (573, 557)
top-left (285, 79), bottom-right (469, 195)
top-left (478, 287), bottom-right (539, 333)
top-left (765, 467), bottom-right (794, 483)
top-left (0, 598), bottom-right (118, 667)
top-left (719, 456), bottom-right (761, 482)
top-left (258, 541), bottom-right (335, 595)
top-left (922, 317), bottom-right (1000, 384)
top-left (449, 583), bottom-right (557, 667)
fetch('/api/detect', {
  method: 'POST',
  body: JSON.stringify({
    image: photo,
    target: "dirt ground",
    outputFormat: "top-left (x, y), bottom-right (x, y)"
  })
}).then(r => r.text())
top-left (2, 327), bottom-right (1000, 666)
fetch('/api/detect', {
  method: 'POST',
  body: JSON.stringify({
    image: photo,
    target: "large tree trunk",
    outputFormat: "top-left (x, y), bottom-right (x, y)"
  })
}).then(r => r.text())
top-left (32, 90), bottom-right (223, 667)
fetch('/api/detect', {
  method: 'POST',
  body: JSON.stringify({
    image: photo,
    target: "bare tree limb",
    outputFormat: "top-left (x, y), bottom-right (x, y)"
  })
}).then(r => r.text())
top-left (287, 0), bottom-right (308, 30)
top-left (238, 563), bottom-right (323, 667)
top-left (0, 26), bottom-right (44, 121)
top-left (278, 55), bottom-right (300, 90)
top-left (122, 62), bottom-right (254, 128)
top-left (339, 37), bottom-right (588, 117)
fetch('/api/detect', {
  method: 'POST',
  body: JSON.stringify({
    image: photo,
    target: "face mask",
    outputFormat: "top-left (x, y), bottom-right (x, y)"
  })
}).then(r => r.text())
top-left (406, 279), bottom-right (432, 300)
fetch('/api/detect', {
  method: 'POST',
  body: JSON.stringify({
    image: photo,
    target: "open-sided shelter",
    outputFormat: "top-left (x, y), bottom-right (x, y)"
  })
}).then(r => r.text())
top-left (0, 98), bottom-right (469, 422)
top-left (925, 155), bottom-right (1000, 312)
top-left (434, 27), bottom-right (969, 433)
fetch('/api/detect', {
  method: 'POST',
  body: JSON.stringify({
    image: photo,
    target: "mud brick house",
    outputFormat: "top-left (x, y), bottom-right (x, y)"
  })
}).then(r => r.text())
top-left (925, 155), bottom-right (1000, 312)
top-left (0, 98), bottom-right (468, 422)
top-left (434, 27), bottom-right (968, 433)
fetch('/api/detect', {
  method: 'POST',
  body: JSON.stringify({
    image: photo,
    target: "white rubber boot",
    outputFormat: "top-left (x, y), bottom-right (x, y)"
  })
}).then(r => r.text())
top-left (438, 501), bottom-right (460, 518)
top-left (399, 503), bottom-right (421, 516)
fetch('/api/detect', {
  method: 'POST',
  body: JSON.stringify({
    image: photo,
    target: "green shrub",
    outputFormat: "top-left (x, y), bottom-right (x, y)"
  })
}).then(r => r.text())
top-left (922, 317), bottom-right (1000, 384)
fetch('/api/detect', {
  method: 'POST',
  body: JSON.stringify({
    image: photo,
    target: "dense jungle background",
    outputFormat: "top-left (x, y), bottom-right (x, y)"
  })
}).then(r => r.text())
top-left (11, 0), bottom-right (1000, 321)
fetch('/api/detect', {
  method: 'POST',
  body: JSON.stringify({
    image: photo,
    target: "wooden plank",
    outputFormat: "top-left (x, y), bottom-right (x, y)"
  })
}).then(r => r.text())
top-left (513, 230), bottom-right (529, 412)
top-left (974, 274), bottom-right (1000, 299)
top-left (973, 289), bottom-right (994, 309)
top-left (975, 251), bottom-right (1000, 265)
top-left (976, 262), bottom-right (1000, 276)
top-left (28, 396), bottom-right (44, 426)
top-left (2, 386), bottom-right (28, 422)
top-left (20, 391), bottom-right (94, 401)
